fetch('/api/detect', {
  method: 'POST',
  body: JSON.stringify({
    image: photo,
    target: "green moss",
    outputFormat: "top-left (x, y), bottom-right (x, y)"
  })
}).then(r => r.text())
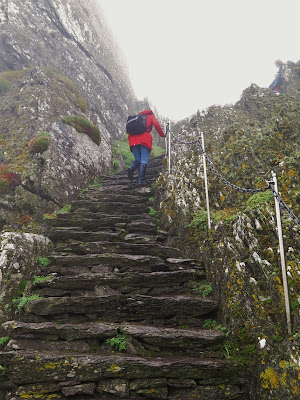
top-left (57, 204), bottom-right (72, 214)
top-left (246, 191), bottom-right (274, 207)
top-left (33, 276), bottom-right (53, 284)
top-left (28, 132), bottom-right (50, 154)
top-left (112, 137), bottom-right (134, 170)
top-left (62, 116), bottom-right (100, 145)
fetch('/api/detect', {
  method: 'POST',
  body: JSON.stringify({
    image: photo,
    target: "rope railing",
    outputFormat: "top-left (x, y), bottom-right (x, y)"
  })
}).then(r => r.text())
top-left (165, 126), bottom-right (299, 335)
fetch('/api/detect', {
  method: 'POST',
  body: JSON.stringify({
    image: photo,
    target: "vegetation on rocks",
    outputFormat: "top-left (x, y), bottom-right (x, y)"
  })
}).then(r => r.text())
top-left (28, 131), bottom-right (51, 154)
top-left (156, 82), bottom-right (300, 400)
top-left (0, 164), bottom-right (21, 195)
top-left (62, 116), bottom-right (101, 146)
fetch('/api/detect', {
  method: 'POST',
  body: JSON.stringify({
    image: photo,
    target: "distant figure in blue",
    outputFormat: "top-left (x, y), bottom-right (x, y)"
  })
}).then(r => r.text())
top-left (269, 63), bottom-right (283, 94)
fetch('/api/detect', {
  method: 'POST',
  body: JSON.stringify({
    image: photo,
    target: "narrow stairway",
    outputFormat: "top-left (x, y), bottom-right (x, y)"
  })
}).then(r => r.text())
top-left (0, 156), bottom-right (248, 399)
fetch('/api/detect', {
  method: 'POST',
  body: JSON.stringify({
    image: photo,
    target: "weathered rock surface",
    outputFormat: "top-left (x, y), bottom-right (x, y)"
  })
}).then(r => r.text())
top-left (0, 232), bottom-right (52, 323)
top-left (155, 71), bottom-right (300, 400)
top-left (0, 0), bottom-right (137, 229)
top-left (0, 156), bottom-right (248, 399)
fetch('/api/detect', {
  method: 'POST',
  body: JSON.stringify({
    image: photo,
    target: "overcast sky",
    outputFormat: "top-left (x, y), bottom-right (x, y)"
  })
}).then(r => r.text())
top-left (99, 0), bottom-right (299, 121)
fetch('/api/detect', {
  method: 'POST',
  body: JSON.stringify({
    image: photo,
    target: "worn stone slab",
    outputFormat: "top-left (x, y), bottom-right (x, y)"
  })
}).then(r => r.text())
top-left (48, 252), bottom-right (165, 269)
top-left (25, 294), bottom-right (217, 323)
top-left (47, 212), bottom-right (154, 228)
top-left (54, 241), bottom-right (181, 259)
top-left (3, 321), bottom-right (118, 341)
top-left (76, 192), bottom-right (150, 204)
top-left (50, 230), bottom-right (123, 242)
top-left (0, 352), bottom-right (241, 384)
top-left (120, 324), bottom-right (225, 350)
top-left (6, 338), bottom-right (91, 353)
top-left (72, 201), bottom-right (150, 215)
top-left (32, 271), bottom-right (201, 295)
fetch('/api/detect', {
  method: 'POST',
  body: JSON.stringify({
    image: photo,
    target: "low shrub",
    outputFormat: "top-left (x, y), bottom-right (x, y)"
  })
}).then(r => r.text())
top-left (28, 131), bottom-right (50, 154)
top-left (62, 116), bottom-right (101, 146)
top-left (0, 164), bottom-right (21, 195)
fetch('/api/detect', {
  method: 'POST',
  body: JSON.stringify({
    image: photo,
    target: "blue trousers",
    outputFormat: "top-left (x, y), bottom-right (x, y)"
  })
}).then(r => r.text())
top-left (130, 145), bottom-right (151, 169)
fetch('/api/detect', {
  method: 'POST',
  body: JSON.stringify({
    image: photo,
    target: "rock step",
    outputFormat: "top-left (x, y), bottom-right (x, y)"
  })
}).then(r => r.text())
top-left (52, 241), bottom-right (181, 259)
top-left (101, 167), bottom-right (162, 182)
top-left (49, 229), bottom-right (164, 244)
top-left (3, 320), bottom-right (225, 357)
top-left (47, 214), bottom-right (157, 233)
top-left (31, 270), bottom-right (205, 297)
top-left (99, 175), bottom-right (159, 187)
top-left (24, 294), bottom-right (217, 326)
top-left (76, 192), bottom-right (151, 204)
top-left (45, 253), bottom-right (200, 274)
top-left (0, 351), bottom-right (246, 400)
top-left (72, 201), bottom-right (151, 215)
top-left (80, 184), bottom-right (153, 198)
top-left (43, 256), bottom-right (202, 276)
top-left (48, 252), bottom-right (165, 268)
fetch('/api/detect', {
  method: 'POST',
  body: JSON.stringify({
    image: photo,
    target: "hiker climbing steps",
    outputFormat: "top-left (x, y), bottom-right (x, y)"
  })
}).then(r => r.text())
top-left (0, 156), bottom-right (248, 399)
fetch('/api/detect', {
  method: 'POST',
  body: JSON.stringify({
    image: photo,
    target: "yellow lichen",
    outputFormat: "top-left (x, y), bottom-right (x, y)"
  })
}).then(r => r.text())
top-left (108, 364), bottom-right (121, 373)
top-left (260, 367), bottom-right (279, 389)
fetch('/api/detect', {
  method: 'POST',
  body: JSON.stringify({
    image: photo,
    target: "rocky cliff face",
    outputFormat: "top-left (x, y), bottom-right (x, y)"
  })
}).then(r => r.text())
top-left (156, 67), bottom-right (300, 399)
top-left (0, 0), bottom-right (136, 230)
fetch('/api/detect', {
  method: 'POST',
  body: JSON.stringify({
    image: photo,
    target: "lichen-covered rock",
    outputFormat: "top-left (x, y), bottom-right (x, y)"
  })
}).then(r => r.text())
top-left (156, 64), bottom-right (300, 399)
top-left (0, 0), bottom-right (136, 230)
top-left (0, 232), bottom-right (52, 323)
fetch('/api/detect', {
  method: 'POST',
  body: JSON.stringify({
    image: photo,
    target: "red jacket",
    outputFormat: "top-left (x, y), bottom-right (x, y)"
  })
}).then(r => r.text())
top-left (128, 109), bottom-right (165, 151)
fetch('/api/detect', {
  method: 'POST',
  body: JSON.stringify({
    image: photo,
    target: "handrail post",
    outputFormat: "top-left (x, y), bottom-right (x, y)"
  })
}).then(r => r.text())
top-left (272, 171), bottom-right (291, 335)
top-left (168, 119), bottom-right (171, 175)
top-left (201, 132), bottom-right (211, 230)
top-left (165, 122), bottom-right (169, 165)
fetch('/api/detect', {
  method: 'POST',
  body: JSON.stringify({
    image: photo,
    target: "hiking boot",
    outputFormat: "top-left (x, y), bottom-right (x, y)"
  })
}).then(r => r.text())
top-left (128, 167), bottom-right (134, 180)
top-left (137, 163), bottom-right (147, 184)
top-left (128, 160), bottom-right (140, 181)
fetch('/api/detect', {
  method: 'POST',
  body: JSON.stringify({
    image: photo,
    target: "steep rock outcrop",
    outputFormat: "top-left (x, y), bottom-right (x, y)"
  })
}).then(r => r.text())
top-left (156, 69), bottom-right (300, 399)
top-left (0, 0), bottom-right (136, 230)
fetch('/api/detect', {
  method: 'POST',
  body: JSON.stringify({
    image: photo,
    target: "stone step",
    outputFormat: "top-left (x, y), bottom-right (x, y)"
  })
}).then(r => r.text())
top-left (99, 175), bottom-right (158, 187)
top-left (44, 254), bottom-right (200, 275)
top-left (32, 270), bottom-right (205, 297)
top-left (3, 320), bottom-right (225, 357)
top-left (81, 184), bottom-right (153, 198)
top-left (47, 213), bottom-right (156, 232)
top-left (49, 229), bottom-right (164, 244)
top-left (0, 351), bottom-right (246, 400)
top-left (76, 192), bottom-right (151, 204)
top-left (24, 294), bottom-right (218, 326)
top-left (72, 201), bottom-right (151, 215)
top-left (53, 241), bottom-right (181, 259)
top-left (48, 252), bottom-right (165, 269)
top-left (101, 168), bottom-right (162, 183)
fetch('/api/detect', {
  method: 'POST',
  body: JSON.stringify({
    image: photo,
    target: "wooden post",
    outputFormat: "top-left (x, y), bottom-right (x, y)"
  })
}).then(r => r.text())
top-left (272, 171), bottom-right (291, 335)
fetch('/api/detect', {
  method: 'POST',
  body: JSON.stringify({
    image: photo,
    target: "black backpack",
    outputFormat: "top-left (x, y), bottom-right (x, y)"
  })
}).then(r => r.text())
top-left (126, 114), bottom-right (147, 135)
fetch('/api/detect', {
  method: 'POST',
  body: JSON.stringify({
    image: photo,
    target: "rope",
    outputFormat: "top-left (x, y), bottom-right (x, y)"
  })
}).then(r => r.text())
top-left (268, 184), bottom-right (300, 230)
top-left (169, 130), bottom-right (300, 230)
top-left (170, 130), bottom-right (269, 194)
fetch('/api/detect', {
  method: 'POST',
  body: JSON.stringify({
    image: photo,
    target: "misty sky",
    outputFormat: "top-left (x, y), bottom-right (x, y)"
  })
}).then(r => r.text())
top-left (99, 0), bottom-right (299, 121)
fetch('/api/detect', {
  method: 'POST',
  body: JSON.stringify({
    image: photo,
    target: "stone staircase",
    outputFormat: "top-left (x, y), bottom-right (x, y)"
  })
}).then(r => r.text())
top-left (0, 156), bottom-right (248, 399)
